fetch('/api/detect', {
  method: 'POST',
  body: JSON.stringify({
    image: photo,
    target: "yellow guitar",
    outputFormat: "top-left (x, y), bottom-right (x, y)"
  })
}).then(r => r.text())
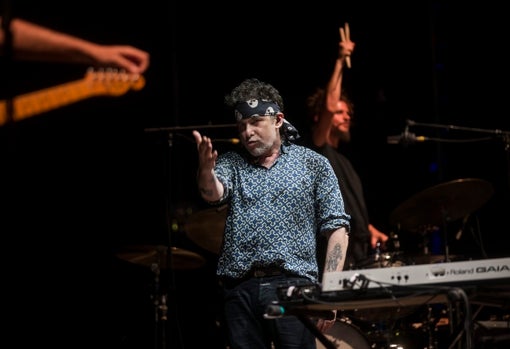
top-left (0, 68), bottom-right (145, 126)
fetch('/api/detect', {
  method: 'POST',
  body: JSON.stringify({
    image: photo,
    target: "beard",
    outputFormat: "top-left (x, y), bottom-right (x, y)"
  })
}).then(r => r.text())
top-left (339, 131), bottom-right (351, 143)
top-left (247, 141), bottom-right (272, 158)
top-left (333, 127), bottom-right (351, 143)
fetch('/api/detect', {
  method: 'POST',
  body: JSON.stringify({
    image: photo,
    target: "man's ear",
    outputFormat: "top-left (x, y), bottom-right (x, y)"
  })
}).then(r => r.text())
top-left (275, 112), bottom-right (284, 126)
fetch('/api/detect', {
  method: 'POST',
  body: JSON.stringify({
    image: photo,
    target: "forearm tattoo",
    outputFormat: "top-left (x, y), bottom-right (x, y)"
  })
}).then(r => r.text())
top-left (325, 244), bottom-right (343, 272)
top-left (198, 175), bottom-right (217, 199)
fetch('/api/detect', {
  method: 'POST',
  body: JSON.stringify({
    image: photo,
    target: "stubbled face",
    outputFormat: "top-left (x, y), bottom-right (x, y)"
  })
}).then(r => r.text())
top-left (238, 114), bottom-right (281, 157)
top-left (330, 100), bottom-right (352, 142)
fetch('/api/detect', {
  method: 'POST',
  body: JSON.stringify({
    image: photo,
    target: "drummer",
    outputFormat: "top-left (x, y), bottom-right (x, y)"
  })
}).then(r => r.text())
top-left (304, 26), bottom-right (389, 271)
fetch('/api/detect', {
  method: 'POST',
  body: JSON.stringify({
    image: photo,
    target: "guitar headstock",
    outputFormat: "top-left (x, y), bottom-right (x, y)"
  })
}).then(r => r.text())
top-left (84, 68), bottom-right (146, 96)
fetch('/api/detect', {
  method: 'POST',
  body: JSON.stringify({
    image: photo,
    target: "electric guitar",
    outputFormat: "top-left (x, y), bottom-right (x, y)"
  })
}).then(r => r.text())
top-left (0, 68), bottom-right (146, 126)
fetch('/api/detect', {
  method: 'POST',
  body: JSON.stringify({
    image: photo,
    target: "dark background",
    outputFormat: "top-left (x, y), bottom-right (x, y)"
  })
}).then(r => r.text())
top-left (2, 1), bottom-right (509, 348)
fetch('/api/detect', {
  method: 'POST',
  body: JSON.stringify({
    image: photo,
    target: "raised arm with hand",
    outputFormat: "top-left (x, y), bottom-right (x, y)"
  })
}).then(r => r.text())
top-left (0, 17), bottom-right (150, 74)
top-left (192, 130), bottom-right (224, 203)
top-left (312, 32), bottom-right (354, 148)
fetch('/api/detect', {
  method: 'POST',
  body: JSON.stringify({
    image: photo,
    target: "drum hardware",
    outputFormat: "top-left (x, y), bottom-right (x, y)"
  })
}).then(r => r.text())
top-left (143, 124), bottom-right (236, 348)
top-left (315, 318), bottom-right (371, 349)
top-left (389, 231), bottom-right (401, 252)
top-left (148, 262), bottom-right (168, 322)
top-left (115, 245), bottom-right (206, 270)
top-left (390, 178), bottom-right (494, 233)
top-left (390, 178), bottom-right (494, 264)
top-left (115, 245), bottom-right (206, 349)
top-left (351, 304), bottom-right (450, 349)
top-left (148, 262), bottom-right (170, 349)
top-left (353, 231), bottom-right (406, 270)
top-left (357, 251), bottom-right (407, 270)
top-left (374, 241), bottom-right (382, 265)
top-left (184, 204), bottom-right (228, 254)
top-left (407, 254), bottom-right (463, 265)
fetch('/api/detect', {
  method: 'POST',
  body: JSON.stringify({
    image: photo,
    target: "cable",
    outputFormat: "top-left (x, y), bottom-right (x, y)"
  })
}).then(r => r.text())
top-left (278, 274), bottom-right (478, 348)
top-left (447, 288), bottom-right (473, 349)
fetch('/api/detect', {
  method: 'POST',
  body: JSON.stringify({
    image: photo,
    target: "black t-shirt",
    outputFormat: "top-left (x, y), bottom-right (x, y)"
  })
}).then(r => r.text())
top-left (315, 144), bottom-right (372, 271)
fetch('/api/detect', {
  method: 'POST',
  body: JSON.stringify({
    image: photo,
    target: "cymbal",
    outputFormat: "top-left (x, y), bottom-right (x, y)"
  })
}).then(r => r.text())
top-left (390, 178), bottom-right (494, 232)
top-left (184, 205), bottom-right (228, 254)
top-left (115, 245), bottom-right (206, 270)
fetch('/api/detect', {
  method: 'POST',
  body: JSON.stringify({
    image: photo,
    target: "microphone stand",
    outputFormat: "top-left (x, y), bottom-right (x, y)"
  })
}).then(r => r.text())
top-left (406, 119), bottom-right (510, 139)
top-left (144, 123), bottom-right (237, 133)
top-left (406, 118), bottom-right (510, 191)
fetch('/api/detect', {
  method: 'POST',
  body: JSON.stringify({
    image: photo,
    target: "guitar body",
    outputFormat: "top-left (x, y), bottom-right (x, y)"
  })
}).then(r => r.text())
top-left (0, 68), bottom-right (145, 126)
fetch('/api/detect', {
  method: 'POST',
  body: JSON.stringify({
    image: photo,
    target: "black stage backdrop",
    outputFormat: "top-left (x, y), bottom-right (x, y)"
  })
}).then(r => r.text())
top-left (2, 1), bottom-right (509, 348)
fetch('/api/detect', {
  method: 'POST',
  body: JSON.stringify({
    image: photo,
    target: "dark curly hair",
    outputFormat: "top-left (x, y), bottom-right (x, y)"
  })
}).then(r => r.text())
top-left (224, 78), bottom-right (284, 112)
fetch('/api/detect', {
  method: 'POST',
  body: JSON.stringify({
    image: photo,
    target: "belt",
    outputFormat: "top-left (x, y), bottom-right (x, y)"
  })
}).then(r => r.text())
top-left (251, 267), bottom-right (284, 278)
top-left (220, 268), bottom-right (296, 289)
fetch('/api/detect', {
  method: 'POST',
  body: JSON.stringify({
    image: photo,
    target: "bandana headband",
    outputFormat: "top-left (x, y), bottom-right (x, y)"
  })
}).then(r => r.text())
top-left (234, 99), bottom-right (279, 121)
top-left (234, 99), bottom-right (300, 141)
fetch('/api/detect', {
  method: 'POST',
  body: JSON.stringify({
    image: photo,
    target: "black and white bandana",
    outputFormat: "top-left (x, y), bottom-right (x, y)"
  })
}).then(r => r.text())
top-left (234, 99), bottom-right (300, 141)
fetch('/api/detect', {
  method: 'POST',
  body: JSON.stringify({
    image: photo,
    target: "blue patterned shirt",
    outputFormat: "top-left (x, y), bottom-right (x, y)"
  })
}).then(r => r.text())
top-left (212, 143), bottom-right (350, 283)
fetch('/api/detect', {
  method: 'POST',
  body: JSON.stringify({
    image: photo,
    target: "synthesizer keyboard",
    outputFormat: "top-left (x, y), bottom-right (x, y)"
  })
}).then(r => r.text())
top-left (322, 257), bottom-right (510, 292)
top-left (272, 258), bottom-right (510, 313)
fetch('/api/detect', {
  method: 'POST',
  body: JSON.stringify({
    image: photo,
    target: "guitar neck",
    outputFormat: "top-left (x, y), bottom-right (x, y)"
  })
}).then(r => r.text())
top-left (0, 69), bottom-right (145, 126)
top-left (0, 79), bottom-right (100, 126)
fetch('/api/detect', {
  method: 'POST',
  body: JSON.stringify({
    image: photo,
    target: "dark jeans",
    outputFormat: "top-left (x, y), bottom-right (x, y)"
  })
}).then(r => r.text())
top-left (221, 274), bottom-right (316, 349)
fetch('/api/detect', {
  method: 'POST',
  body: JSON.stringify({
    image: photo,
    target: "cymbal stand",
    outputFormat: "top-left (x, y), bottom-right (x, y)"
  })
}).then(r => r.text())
top-left (423, 305), bottom-right (440, 349)
top-left (440, 205), bottom-right (452, 263)
top-left (415, 225), bottom-right (434, 259)
top-left (150, 262), bottom-right (168, 349)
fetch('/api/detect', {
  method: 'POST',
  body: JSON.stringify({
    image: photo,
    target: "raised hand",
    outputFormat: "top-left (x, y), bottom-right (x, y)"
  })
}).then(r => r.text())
top-left (339, 22), bottom-right (353, 68)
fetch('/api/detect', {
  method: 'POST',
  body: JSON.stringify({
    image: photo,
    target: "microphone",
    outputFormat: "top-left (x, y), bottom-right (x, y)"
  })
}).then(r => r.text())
top-left (212, 138), bottom-right (240, 144)
top-left (387, 130), bottom-right (427, 145)
top-left (264, 304), bottom-right (336, 320)
top-left (264, 304), bottom-right (288, 318)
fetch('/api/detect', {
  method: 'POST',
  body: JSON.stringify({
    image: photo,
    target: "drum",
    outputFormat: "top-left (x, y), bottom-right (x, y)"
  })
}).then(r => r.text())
top-left (358, 251), bottom-right (406, 269)
top-left (315, 319), bottom-right (370, 349)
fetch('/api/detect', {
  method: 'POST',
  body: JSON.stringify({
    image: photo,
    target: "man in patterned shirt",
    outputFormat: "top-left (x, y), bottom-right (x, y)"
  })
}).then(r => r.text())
top-left (192, 78), bottom-right (350, 349)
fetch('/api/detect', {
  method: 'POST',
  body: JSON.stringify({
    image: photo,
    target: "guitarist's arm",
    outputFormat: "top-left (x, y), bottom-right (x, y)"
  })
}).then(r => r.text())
top-left (0, 17), bottom-right (149, 74)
